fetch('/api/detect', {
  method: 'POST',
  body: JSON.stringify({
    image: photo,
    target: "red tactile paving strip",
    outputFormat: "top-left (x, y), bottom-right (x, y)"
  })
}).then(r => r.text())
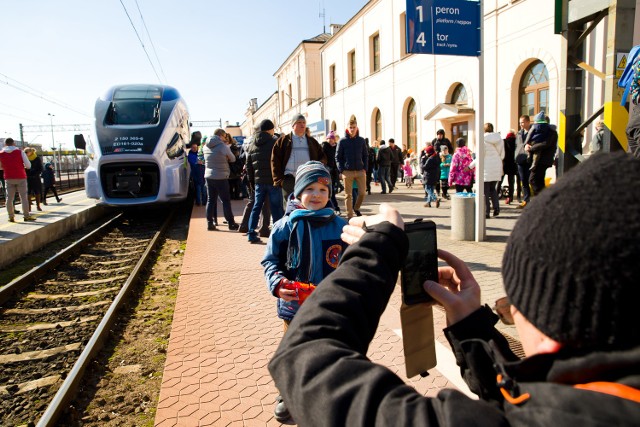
top-left (155, 202), bottom-right (457, 426)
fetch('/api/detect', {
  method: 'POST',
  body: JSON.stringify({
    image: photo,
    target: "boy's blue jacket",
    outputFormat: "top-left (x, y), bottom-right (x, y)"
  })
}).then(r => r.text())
top-left (262, 199), bottom-right (347, 321)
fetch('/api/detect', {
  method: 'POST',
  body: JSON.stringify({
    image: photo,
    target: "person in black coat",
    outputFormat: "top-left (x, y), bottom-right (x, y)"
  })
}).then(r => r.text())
top-left (501, 131), bottom-right (518, 204)
top-left (420, 145), bottom-right (441, 207)
top-left (41, 162), bottom-right (62, 204)
top-left (269, 153), bottom-right (640, 427)
top-left (24, 147), bottom-right (43, 211)
top-left (322, 131), bottom-right (340, 213)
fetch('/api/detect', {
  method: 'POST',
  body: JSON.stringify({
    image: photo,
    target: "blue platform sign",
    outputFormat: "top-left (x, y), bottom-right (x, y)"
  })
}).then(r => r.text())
top-left (406, 0), bottom-right (481, 57)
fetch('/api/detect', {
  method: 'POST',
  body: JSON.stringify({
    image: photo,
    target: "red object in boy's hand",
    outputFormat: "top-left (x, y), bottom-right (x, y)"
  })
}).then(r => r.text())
top-left (282, 280), bottom-right (317, 305)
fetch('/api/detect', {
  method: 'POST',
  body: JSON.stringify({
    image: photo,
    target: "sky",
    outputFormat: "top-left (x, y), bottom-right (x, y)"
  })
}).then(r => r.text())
top-left (0, 0), bottom-right (366, 149)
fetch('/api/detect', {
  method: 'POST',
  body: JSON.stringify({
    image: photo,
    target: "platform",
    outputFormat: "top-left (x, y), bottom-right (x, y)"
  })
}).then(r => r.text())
top-left (155, 184), bottom-right (523, 426)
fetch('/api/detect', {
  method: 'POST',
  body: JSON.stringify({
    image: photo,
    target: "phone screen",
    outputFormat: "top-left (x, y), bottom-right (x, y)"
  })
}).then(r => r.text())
top-left (402, 221), bottom-right (438, 305)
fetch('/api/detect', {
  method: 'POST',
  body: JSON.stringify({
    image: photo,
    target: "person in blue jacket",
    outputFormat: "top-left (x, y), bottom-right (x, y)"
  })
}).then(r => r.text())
top-left (186, 143), bottom-right (205, 205)
top-left (261, 160), bottom-right (348, 423)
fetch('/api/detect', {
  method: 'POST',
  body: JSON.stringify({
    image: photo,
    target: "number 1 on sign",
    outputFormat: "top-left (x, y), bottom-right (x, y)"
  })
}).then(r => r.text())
top-left (416, 5), bottom-right (423, 22)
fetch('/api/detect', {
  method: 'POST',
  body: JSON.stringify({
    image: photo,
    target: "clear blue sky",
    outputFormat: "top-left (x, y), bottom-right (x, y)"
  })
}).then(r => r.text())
top-left (0, 0), bottom-right (365, 148)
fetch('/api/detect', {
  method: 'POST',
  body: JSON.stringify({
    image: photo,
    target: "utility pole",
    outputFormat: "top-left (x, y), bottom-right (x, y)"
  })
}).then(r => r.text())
top-left (48, 113), bottom-right (60, 179)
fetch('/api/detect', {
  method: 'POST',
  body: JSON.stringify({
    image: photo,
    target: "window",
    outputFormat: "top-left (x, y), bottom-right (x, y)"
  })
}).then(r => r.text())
top-left (329, 64), bottom-right (336, 95)
top-left (451, 84), bottom-right (468, 105)
top-left (281, 91), bottom-right (285, 111)
top-left (348, 50), bottom-right (356, 85)
top-left (400, 13), bottom-right (408, 58)
top-left (451, 122), bottom-right (468, 147)
top-left (407, 99), bottom-right (417, 153)
top-left (288, 84), bottom-right (293, 108)
top-left (371, 33), bottom-right (380, 73)
top-left (374, 109), bottom-right (382, 142)
top-left (520, 61), bottom-right (549, 116)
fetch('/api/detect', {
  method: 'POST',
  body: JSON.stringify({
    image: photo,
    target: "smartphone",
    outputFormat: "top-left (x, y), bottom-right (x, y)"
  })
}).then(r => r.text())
top-left (401, 219), bottom-right (438, 305)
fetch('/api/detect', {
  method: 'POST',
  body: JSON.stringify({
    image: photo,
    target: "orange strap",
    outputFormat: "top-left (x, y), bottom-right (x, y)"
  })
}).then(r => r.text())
top-left (574, 382), bottom-right (640, 403)
top-left (497, 374), bottom-right (531, 405)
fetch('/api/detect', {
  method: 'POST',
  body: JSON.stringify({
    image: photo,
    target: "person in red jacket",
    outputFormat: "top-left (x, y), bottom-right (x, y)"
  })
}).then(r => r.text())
top-left (0, 138), bottom-right (35, 222)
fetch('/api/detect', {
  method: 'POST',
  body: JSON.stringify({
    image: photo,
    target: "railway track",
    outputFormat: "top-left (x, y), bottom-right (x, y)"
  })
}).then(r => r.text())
top-left (0, 208), bottom-right (175, 427)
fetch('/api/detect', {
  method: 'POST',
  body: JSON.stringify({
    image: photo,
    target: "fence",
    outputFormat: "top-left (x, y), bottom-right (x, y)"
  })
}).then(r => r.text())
top-left (0, 169), bottom-right (85, 204)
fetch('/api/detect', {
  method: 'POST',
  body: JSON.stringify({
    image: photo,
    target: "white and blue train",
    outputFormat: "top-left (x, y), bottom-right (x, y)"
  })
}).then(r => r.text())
top-left (84, 84), bottom-right (190, 206)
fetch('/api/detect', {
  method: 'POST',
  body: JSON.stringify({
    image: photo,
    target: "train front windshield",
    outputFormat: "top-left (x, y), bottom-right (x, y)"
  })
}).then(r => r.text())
top-left (106, 87), bottom-right (162, 125)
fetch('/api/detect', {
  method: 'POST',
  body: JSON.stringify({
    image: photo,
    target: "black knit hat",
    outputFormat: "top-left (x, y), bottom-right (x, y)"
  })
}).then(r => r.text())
top-left (502, 153), bottom-right (640, 350)
top-left (259, 119), bottom-right (274, 131)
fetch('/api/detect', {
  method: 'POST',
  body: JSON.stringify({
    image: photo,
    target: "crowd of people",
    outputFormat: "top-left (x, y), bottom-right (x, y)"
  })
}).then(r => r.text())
top-left (189, 110), bottom-right (568, 244)
top-left (0, 138), bottom-right (63, 222)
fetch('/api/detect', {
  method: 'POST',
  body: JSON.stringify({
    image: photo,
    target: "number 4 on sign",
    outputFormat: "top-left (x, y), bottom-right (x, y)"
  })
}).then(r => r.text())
top-left (416, 32), bottom-right (426, 47)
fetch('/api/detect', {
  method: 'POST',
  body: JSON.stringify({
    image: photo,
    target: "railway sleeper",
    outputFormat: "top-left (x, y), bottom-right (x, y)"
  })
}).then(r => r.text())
top-left (0, 343), bottom-right (82, 364)
top-left (0, 315), bottom-right (100, 332)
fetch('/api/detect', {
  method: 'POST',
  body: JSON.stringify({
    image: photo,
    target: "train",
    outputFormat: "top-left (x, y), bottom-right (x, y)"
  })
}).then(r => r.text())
top-left (83, 84), bottom-right (191, 206)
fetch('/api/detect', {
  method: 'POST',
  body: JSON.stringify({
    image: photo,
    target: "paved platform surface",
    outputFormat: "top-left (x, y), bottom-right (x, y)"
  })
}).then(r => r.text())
top-left (0, 190), bottom-right (106, 269)
top-left (155, 183), bottom-right (524, 426)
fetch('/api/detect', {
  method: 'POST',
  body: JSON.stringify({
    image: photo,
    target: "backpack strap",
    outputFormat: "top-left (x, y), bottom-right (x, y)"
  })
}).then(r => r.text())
top-left (574, 382), bottom-right (640, 403)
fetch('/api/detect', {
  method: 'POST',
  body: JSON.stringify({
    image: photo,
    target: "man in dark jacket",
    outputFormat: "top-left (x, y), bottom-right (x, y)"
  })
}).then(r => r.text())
top-left (432, 129), bottom-right (453, 155)
top-left (514, 115), bottom-right (531, 208)
top-left (336, 115), bottom-right (368, 219)
top-left (272, 114), bottom-right (326, 205)
top-left (245, 119), bottom-right (284, 244)
top-left (322, 131), bottom-right (340, 213)
top-left (525, 113), bottom-right (557, 196)
top-left (376, 140), bottom-right (393, 194)
top-left (502, 131), bottom-right (518, 204)
top-left (269, 153), bottom-right (640, 427)
top-left (388, 138), bottom-right (403, 186)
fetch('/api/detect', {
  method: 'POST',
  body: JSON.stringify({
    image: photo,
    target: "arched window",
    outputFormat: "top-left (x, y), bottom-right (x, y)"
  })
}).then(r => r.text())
top-left (520, 61), bottom-right (549, 116)
top-left (407, 99), bottom-right (417, 152)
top-left (374, 109), bottom-right (382, 143)
top-left (451, 84), bottom-right (467, 105)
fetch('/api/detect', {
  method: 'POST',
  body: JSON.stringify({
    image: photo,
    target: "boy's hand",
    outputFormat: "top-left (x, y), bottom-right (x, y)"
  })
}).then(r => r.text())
top-left (277, 278), bottom-right (299, 302)
top-left (341, 203), bottom-right (404, 245)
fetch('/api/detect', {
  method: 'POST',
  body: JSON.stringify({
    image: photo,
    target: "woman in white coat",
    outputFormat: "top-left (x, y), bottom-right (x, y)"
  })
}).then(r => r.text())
top-left (470, 123), bottom-right (504, 218)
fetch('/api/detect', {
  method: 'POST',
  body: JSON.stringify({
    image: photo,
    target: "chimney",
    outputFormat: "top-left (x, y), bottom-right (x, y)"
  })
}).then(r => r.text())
top-left (330, 24), bottom-right (342, 35)
top-left (249, 98), bottom-right (258, 113)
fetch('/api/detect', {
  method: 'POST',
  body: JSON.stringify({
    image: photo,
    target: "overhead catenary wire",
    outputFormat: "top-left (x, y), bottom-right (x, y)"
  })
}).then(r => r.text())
top-left (134, 0), bottom-right (167, 82)
top-left (0, 72), bottom-right (91, 118)
top-left (119, 0), bottom-right (163, 84)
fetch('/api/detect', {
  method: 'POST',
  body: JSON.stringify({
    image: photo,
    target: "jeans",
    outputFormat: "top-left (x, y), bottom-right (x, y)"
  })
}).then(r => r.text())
top-left (424, 184), bottom-right (437, 203)
top-left (248, 183), bottom-right (283, 240)
top-left (379, 166), bottom-right (392, 192)
top-left (206, 178), bottom-right (235, 225)
top-left (517, 163), bottom-right (531, 203)
top-left (193, 180), bottom-right (205, 205)
top-left (240, 184), bottom-right (271, 236)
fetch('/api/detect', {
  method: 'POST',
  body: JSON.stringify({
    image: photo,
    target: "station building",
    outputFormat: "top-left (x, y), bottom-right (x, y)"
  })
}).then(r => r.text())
top-left (242, 0), bottom-right (639, 175)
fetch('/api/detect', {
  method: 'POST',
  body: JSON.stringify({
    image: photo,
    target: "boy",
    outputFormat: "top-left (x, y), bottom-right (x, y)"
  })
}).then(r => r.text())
top-left (261, 160), bottom-right (348, 422)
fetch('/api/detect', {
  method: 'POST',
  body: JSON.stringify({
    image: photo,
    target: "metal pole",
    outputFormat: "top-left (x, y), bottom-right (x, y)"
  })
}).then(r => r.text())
top-left (475, 3), bottom-right (485, 242)
top-left (48, 113), bottom-right (60, 179)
